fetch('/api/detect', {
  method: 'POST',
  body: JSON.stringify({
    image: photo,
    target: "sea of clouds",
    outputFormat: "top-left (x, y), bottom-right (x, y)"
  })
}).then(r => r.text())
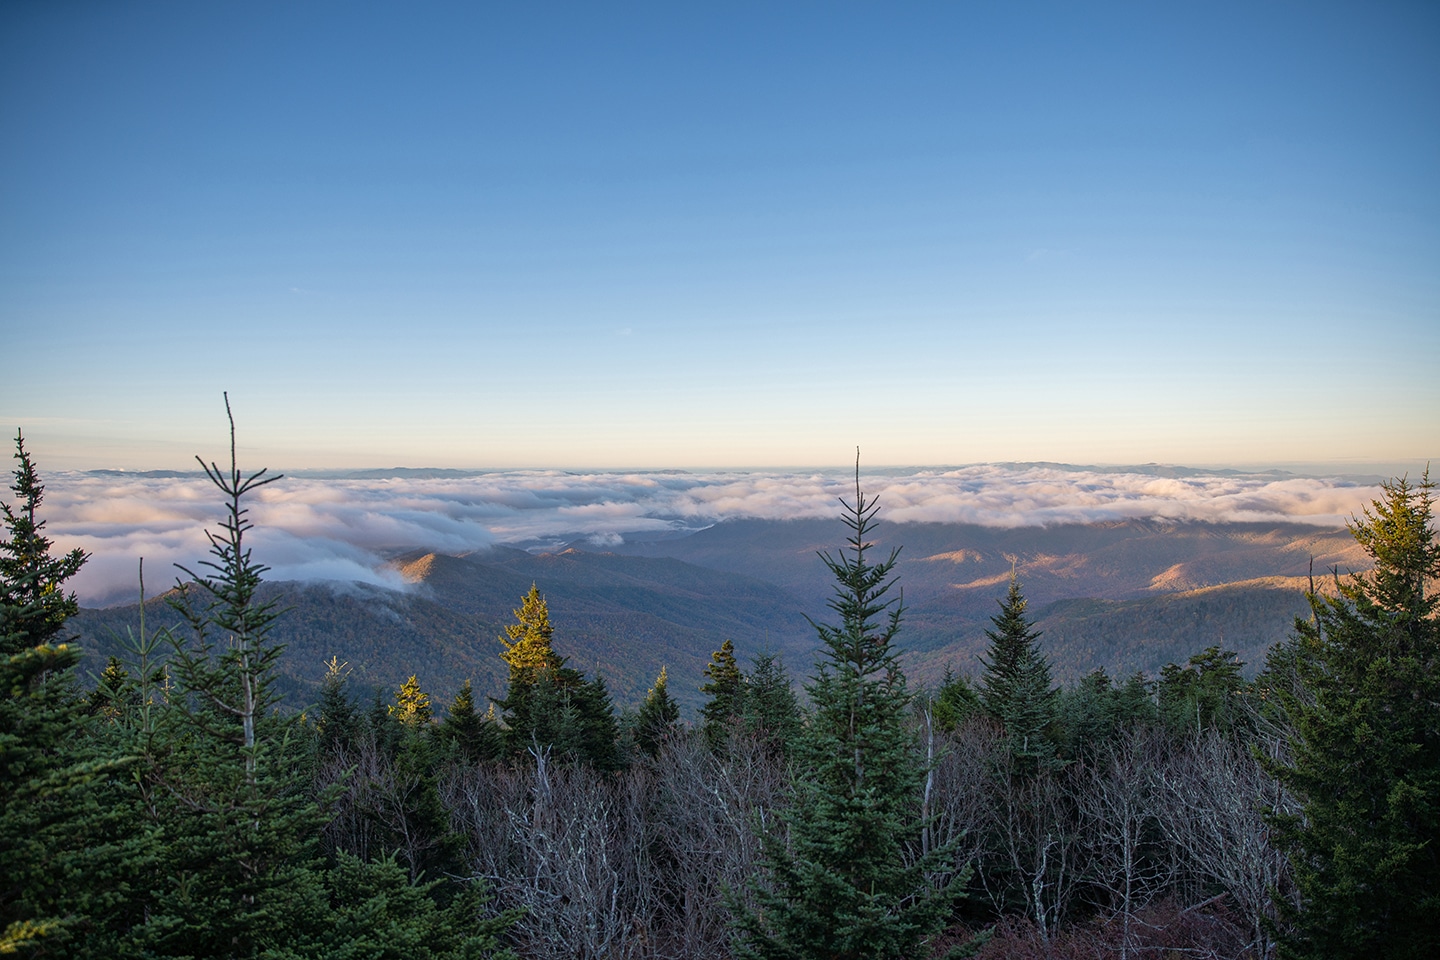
top-left (38, 465), bottom-right (1381, 605)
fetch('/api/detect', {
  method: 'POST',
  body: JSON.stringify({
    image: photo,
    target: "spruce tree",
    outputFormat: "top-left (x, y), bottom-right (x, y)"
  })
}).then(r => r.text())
top-left (741, 651), bottom-right (801, 755)
top-left (388, 677), bottom-right (463, 881)
top-left (0, 644), bottom-right (128, 954)
top-left (978, 573), bottom-right (1057, 774)
top-left (733, 459), bottom-right (959, 960)
top-left (635, 666), bottom-right (680, 758)
top-left (492, 583), bottom-right (562, 753)
top-left (314, 657), bottom-right (361, 752)
top-left (1269, 473), bottom-right (1440, 959)
top-left (321, 851), bottom-right (520, 959)
top-left (0, 439), bottom-right (141, 956)
top-left (700, 639), bottom-right (744, 750)
top-left (439, 679), bottom-right (502, 763)
top-left (492, 584), bottom-right (618, 767)
top-left (931, 667), bottom-right (980, 734)
top-left (392, 674), bottom-right (433, 726)
top-left (0, 431), bottom-right (88, 655)
top-left (133, 395), bottom-right (333, 957)
top-left (1157, 645), bottom-right (1248, 737)
top-left (572, 672), bottom-right (620, 770)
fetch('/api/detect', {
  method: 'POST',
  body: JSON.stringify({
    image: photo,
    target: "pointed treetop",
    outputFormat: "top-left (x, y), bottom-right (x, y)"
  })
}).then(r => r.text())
top-left (499, 583), bottom-right (562, 672)
top-left (391, 674), bottom-right (432, 726)
top-left (1, 430), bottom-right (89, 653)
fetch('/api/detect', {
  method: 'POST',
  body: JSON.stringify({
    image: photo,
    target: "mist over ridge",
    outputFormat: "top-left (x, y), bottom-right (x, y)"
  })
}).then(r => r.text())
top-left (41, 461), bottom-right (1389, 607)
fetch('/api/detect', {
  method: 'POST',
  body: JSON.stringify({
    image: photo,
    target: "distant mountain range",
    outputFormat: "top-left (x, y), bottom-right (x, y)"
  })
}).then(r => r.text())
top-left (72, 517), bottom-right (1366, 715)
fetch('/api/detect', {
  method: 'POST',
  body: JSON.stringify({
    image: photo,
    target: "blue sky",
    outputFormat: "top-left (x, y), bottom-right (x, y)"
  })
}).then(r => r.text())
top-left (2, 1), bottom-right (1436, 472)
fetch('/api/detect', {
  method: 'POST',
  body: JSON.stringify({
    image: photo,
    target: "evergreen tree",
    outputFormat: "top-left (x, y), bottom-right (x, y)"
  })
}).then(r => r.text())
top-left (0, 430), bottom-right (88, 655)
top-left (700, 639), bottom-right (744, 750)
top-left (499, 583), bottom-right (560, 673)
top-left (0, 440), bottom-right (143, 956)
top-left (1056, 667), bottom-right (1115, 757)
top-left (571, 672), bottom-right (620, 770)
top-left (439, 679), bottom-right (502, 763)
top-left (733, 460), bottom-right (960, 960)
top-left (1269, 473), bottom-right (1440, 959)
top-left (1113, 670), bottom-right (1157, 730)
top-left (491, 585), bottom-right (618, 767)
top-left (978, 573), bottom-right (1058, 773)
top-left (0, 644), bottom-right (129, 954)
top-left (321, 851), bottom-right (520, 960)
top-left (133, 395), bottom-right (333, 957)
top-left (314, 657), bottom-right (361, 752)
top-left (931, 667), bottom-right (980, 734)
top-left (88, 655), bottom-right (136, 721)
top-left (492, 583), bottom-right (562, 753)
top-left (635, 666), bottom-right (680, 758)
top-left (741, 651), bottom-right (801, 754)
top-left (1157, 645), bottom-right (1248, 737)
top-left (392, 674), bottom-right (433, 726)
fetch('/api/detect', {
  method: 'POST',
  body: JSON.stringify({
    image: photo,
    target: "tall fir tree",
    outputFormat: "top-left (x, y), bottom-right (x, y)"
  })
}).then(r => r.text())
top-left (570, 672), bottom-right (620, 770)
top-left (134, 395), bottom-right (334, 957)
top-left (439, 679), bottom-right (502, 763)
top-left (1269, 473), bottom-right (1440, 959)
top-left (741, 651), bottom-right (801, 755)
top-left (699, 639), bottom-right (744, 750)
top-left (1157, 645), bottom-right (1248, 737)
top-left (0, 643), bottom-right (130, 955)
top-left (392, 674), bottom-right (433, 726)
top-left (733, 457), bottom-right (960, 960)
top-left (491, 584), bottom-right (618, 767)
top-left (0, 438), bottom-right (140, 956)
top-left (978, 572), bottom-right (1058, 774)
top-left (492, 583), bottom-right (562, 753)
top-left (635, 666), bottom-right (680, 758)
top-left (314, 657), bottom-right (361, 752)
top-left (0, 431), bottom-right (88, 655)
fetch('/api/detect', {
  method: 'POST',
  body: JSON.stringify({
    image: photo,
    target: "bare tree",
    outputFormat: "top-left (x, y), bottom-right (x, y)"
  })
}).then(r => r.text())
top-left (1154, 731), bottom-right (1297, 959)
top-left (447, 749), bottom-right (654, 959)
top-left (927, 719), bottom-right (999, 882)
top-left (977, 750), bottom-right (1086, 942)
top-left (1076, 727), bottom-right (1174, 960)
top-left (648, 731), bottom-right (790, 958)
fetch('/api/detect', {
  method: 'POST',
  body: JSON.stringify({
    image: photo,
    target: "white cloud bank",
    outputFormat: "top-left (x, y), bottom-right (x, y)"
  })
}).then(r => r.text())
top-left (37, 465), bottom-right (1383, 605)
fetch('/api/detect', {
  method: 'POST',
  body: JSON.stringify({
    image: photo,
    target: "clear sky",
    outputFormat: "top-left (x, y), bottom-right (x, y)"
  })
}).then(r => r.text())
top-left (2, 1), bottom-right (1436, 472)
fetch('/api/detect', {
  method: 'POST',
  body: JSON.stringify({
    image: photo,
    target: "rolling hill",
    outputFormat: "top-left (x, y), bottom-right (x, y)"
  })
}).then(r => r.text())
top-left (71, 517), bottom-right (1367, 713)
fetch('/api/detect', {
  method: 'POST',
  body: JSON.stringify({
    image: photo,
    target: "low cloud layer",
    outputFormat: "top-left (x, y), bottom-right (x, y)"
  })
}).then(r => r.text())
top-left (36, 466), bottom-right (1382, 605)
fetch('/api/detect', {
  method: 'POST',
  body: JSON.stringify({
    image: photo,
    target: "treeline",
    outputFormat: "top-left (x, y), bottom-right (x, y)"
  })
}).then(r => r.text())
top-left (4, 420), bottom-right (1438, 959)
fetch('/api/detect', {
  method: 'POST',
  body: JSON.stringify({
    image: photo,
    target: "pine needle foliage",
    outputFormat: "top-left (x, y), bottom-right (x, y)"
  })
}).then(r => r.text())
top-left (700, 639), bottom-right (743, 750)
top-left (732, 455), bottom-right (961, 960)
top-left (138, 395), bottom-right (333, 957)
top-left (0, 430), bottom-right (88, 655)
top-left (1268, 472), bottom-right (1440, 959)
top-left (492, 584), bottom-right (619, 768)
top-left (635, 666), bottom-right (680, 758)
top-left (979, 573), bottom-right (1058, 774)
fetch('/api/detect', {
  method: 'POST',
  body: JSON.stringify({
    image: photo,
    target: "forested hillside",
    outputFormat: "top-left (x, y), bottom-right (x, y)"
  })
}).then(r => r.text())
top-left (74, 546), bottom-right (816, 711)
top-left (73, 516), bottom-right (1362, 714)
top-left (5, 428), bottom-right (1436, 959)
